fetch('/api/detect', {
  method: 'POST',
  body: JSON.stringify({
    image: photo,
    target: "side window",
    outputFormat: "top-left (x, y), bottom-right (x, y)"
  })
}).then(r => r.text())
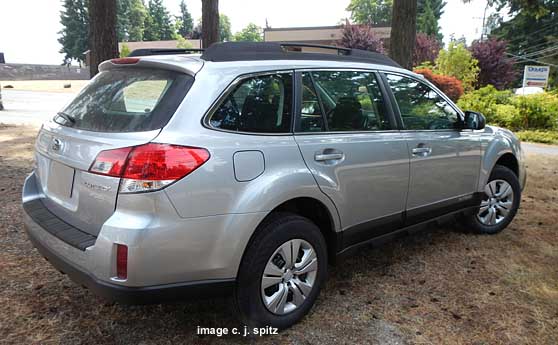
top-left (300, 73), bottom-right (324, 132)
top-left (385, 74), bottom-right (460, 130)
top-left (308, 71), bottom-right (391, 132)
top-left (210, 73), bottom-right (293, 133)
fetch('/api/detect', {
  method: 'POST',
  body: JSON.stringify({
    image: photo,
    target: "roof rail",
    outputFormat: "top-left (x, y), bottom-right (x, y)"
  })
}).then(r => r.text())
top-left (128, 48), bottom-right (204, 57)
top-left (200, 42), bottom-right (401, 68)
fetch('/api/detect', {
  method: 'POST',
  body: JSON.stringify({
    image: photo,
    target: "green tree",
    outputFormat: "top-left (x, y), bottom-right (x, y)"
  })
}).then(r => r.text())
top-left (177, 0), bottom-right (194, 38)
top-left (144, 0), bottom-right (175, 41)
top-left (434, 42), bottom-right (480, 91)
top-left (117, 0), bottom-right (131, 41)
top-left (417, 0), bottom-right (446, 42)
top-left (219, 14), bottom-right (232, 42)
top-left (176, 36), bottom-right (194, 48)
top-left (233, 23), bottom-right (263, 42)
top-left (491, 0), bottom-right (558, 88)
top-left (128, 0), bottom-right (148, 41)
top-left (120, 43), bottom-right (131, 57)
top-left (58, 0), bottom-right (89, 64)
top-left (116, 0), bottom-right (147, 42)
top-left (346, 0), bottom-right (393, 26)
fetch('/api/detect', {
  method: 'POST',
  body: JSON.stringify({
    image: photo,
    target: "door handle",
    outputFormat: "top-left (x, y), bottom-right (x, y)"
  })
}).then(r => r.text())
top-left (314, 152), bottom-right (344, 162)
top-left (412, 147), bottom-right (432, 156)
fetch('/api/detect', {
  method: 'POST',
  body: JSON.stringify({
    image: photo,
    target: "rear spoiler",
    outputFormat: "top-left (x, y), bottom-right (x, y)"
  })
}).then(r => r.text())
top-left (128, 48), bottom-right (204, 57)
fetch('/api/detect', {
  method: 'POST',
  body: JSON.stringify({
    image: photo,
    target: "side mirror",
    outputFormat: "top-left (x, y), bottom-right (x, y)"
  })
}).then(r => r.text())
top-left (463, 111), bottom-right (486, 130)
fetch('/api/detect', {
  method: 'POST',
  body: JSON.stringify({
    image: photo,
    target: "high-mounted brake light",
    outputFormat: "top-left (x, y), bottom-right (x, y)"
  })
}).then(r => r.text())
top-left (89, 143), bottom-right (210, 193)
top-left (110, 57), bottom-right (140, 65)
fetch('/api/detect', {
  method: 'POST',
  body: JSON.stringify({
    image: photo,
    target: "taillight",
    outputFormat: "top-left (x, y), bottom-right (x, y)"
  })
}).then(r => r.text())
top-left (116, 244), bottom-right (128, 279)
top-left (89, 143), bottom-right (210, 193)
top-left (90, 147), bottom-right (132, 176)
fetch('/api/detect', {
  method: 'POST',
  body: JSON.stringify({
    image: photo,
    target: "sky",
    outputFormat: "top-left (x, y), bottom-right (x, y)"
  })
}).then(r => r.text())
top-left (0, 0), bottom-right (492, 65)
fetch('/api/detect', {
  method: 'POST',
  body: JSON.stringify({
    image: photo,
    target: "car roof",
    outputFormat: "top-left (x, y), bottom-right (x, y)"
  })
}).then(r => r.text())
top-left (199, 42), bottom-right (401, 67)
top-left (107, 42), bottom-right (421, 79)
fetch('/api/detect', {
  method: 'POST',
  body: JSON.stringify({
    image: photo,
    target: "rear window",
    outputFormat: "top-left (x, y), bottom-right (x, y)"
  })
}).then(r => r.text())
top-left (55, 68), bottom-right (193, 132)
top-left (208, 73), bottom-right (293, 133)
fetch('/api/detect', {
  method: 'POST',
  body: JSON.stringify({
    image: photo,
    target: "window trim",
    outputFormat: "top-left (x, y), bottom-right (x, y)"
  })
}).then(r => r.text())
top-left (202, 69), bottom-right (296, 136)
top-left (293, 68), bottom-right (399, 134)
top-left (380, 71), bottom-right (468, 132)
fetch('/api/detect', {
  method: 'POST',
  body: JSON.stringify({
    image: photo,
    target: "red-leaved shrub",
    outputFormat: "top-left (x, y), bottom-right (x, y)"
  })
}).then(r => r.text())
top-left (413, 33), bottom-right (440, 67)
top-left (338, 23), bottom-right (385, 54)
top-left (415, 68), bottom-right (464, 101)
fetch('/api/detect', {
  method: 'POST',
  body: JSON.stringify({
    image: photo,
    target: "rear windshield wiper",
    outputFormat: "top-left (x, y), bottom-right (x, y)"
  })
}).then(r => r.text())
top-left (56, 112), bottom-right (76, 124)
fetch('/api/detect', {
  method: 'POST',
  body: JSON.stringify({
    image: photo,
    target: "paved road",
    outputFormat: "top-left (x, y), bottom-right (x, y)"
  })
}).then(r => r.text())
top-left (522, 142), bottom-right (558, 155)
top-left (1, 90), bottom-right (558, 156)
top-left (0, 90), bottom-right (75, 126)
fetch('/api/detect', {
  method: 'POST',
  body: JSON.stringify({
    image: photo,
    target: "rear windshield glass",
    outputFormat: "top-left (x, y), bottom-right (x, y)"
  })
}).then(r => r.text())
top-left (55, 68), bottom-right (193, 132)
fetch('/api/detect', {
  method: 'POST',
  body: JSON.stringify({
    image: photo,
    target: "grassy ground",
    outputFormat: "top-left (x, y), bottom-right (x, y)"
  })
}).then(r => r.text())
top-left (0, 80), bottom-right (88, 93)
top-left (0, 124), bottom-right (556, 344)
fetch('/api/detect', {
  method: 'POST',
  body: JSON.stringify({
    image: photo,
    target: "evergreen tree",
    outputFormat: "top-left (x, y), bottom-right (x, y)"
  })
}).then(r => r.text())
top-left (144, 0), bottom-right (175, 41)
top-left (177, 0), bottom-right (194, 38)
top-left (346, 0), bottom-right (393, 26)
top-left (417, 0), bottom-right (446, 42)
top-left (117, 0), bottom-right (131, 41)
top-left (58, 0), bottom-right (89, 64)
top-left (117, 0), bottom-right (147, 42)
top-left (219, 14), bottom-right (232, 42)
top-left (491, 0), bottom-right (558, 88)
top-left (128, 0), bottom-right (148, 41)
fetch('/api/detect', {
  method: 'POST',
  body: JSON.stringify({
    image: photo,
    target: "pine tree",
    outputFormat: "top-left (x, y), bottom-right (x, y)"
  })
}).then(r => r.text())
top-left (144, 0), bottom-right (175, 41)
top-left (58, 0), bottom-right (89, 64)
top-left (417, 0), bottom-right (446, 42)
top-left (177, 0), bottom-right (194, 38)
top-left (117, 0), bottom-right (131, 41)
top-left (219, 14), bottom-right (232, 42)
top-left (128, 0), bottom-right (147, 41)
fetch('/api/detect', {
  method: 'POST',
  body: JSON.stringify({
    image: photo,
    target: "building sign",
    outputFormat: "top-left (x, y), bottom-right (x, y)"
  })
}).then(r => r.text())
top-left (523, 65), bottom-right (550, 88)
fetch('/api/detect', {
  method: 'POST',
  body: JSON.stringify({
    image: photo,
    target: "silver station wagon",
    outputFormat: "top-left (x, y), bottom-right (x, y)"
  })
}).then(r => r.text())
top-left (22, 42), bottom-right (526, 329)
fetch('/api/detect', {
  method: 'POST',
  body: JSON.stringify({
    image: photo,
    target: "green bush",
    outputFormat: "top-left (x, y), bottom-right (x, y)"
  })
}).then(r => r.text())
top-left (434, 42), bottom-right (480, 92)
top-left (457, 85), bottom-right (558, 131)
top-left (516, 130), bottom-right (558, 144)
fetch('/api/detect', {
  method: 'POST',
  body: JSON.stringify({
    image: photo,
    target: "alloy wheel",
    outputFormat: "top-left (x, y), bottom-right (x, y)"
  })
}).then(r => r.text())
top-left (477, 179), bottom-right (514, 226)
top-left (260, 239), bottom-right (318, 315)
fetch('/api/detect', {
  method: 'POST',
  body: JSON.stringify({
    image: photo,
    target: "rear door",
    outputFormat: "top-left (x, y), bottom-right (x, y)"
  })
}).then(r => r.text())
top-left (34, 67), bottom-right (194, 236)
top-left (294, 70), bottom-right (410, 247)
top-left (382, 72), bottom-right (481, 223)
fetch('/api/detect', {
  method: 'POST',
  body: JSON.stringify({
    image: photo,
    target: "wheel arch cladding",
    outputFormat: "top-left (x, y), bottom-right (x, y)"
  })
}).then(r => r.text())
top-left (242, 197), bottom-right (339, 269)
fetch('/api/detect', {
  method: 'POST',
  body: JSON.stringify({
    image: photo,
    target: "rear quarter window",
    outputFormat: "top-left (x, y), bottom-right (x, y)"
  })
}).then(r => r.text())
top-left (55, 68), bottom-right (193, 133)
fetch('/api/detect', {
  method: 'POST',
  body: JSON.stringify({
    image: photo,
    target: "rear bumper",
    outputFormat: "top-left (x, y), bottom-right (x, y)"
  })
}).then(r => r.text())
top-left (25, 217), bottom-right (234, 304)
top-left (21, 171), bottom-right (265, 303)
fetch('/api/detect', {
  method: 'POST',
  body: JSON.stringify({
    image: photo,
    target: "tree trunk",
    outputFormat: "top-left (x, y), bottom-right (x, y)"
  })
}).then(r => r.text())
top-left (389, 0), bottom-right (417, 70)
top-left (89, 0), bottom-right (119, 77)
top-left (202, 0), bottom-right (219, 48)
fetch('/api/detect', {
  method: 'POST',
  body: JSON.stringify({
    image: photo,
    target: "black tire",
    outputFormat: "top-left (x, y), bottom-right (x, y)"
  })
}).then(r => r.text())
top-left (461, 165), bottom-right (521, 234)
top-left (234, 212), bottom-right (327, 330)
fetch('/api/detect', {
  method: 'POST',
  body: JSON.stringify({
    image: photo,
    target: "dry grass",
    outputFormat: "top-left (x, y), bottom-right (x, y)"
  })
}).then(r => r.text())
top-left (1, 80), bottom-right (87, 93)
top-left (0, 125), bottom-right (556, 344)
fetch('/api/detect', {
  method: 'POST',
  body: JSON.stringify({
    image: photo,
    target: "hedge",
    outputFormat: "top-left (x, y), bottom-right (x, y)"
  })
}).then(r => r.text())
top-left (456, 85), bottom-right (558, 131)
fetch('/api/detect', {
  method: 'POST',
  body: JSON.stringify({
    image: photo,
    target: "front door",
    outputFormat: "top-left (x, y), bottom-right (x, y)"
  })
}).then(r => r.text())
top-left (294, 70), bottom-right (410, 247)
top-left (382, 73), bottom-right (481, 224)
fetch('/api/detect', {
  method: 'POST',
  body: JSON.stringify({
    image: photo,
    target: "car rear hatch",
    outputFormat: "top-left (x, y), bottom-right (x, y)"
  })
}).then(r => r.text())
top-left (33, 57), bottom-right (201, 237)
